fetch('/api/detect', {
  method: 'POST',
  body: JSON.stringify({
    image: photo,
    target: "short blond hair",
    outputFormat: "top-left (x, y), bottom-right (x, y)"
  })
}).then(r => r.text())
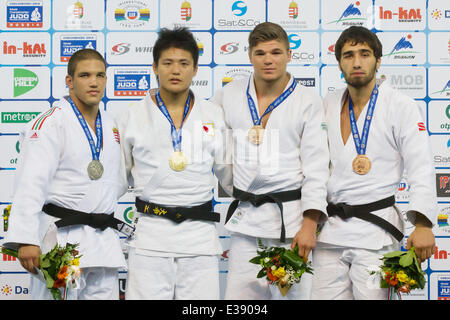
top-left (248, 22), bottom-right (290, 51)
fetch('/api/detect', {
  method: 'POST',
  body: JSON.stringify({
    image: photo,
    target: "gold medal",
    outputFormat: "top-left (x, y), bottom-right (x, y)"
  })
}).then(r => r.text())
top-left (169, 151), bottom-right (188, 172)
top-left (352, 154), bottom-right (371, 175)
top-left (248, 125), bottom-right (264, 145)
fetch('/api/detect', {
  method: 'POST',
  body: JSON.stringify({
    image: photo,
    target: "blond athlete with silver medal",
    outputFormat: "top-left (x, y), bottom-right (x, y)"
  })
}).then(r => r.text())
top-left (118, 28), bottom-right (232, 300)
top-left (312, 26), bottom-right (437, 300)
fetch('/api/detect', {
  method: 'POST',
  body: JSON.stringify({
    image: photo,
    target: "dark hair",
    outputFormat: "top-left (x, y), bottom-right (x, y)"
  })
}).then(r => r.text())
top-left (67, 49), bottom-right (106, 77)
top-left (248, 22), bottom-right (289, 51)
top-left (153, 27), bottom-right (199, 66)
top-left (335, 26), bottom-right (382, 61)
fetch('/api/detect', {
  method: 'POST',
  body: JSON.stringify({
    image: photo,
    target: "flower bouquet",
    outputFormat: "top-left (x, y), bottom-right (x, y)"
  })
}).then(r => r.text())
top-left (1, 243), bottom-right (82, 300)
top-left (249, 239), bottom-right (313, 296)
top-left (369, 247), bottom-right (426, 300)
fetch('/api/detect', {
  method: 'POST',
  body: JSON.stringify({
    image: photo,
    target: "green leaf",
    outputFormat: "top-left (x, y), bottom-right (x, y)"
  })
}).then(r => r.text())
top-left (257, 269), bottom-right (266, 278)
top-left (282, 249), bottom-right (305, 271)
top-left (249, 256), bottom-right (261, 264)
top-left (399, 250), bottom-right (414, 267)
top-left (383, 250), bottom-right (405, 258)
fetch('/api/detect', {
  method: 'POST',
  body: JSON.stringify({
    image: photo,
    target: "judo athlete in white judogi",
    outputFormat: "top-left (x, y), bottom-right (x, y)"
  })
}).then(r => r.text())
top-left (118, 28), bottom-right (233, 300)
top-left (211, 22), bottom-right (329, 300)
top-left (312, 26), bottom-right (437, 300)
top-left (3, 49), bottom-right (127, 300)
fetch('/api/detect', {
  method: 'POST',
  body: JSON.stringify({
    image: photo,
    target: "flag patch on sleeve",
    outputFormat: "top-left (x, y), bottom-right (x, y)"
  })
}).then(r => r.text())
top-left (202, 123), bottom-right (215, 136)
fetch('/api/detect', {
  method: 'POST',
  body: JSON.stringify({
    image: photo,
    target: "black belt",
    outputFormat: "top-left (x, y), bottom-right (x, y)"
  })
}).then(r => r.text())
top-left (326, 195), bottom-right (404, 242)
top-left (42, 203), bottom-right (135, 237)
top-left (135, 198), bottom-right (220, 223)
top-left (225, 187), bottom-right (302, 243)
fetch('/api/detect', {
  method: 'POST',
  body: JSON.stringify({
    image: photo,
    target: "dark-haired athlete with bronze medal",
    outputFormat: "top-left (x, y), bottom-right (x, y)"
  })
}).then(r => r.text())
top-left (349, 84), bottom-right (378, 175)
top-left (68, 96), bottom-right (104, 180)
top-left (246, 76), bottom-right (297, 145)
top-left (155, 90), bottom-right (191, 172)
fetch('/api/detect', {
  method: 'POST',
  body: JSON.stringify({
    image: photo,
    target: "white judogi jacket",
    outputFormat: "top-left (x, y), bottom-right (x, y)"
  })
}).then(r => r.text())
top-left (117, 91), bottom-right (233, 257)
top-left (211, 74), bottom-right (329, 239)
top-left (317, 82), bottom-right (437, 250)
top-left (4, 97), bottom-right (126, 269)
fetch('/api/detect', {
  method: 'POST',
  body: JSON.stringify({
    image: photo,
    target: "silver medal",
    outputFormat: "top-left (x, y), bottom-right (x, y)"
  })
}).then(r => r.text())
top-left (87, 160), bottom-right (104, 180)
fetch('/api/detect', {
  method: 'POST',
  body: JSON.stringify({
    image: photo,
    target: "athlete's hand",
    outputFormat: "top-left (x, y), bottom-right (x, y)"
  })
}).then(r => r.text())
top-left (291, 210), bottom-right (321, 261)
top-left (406, 212), bottom-right (435, 263)
top-left (18, 244), bottom-right (41, 274)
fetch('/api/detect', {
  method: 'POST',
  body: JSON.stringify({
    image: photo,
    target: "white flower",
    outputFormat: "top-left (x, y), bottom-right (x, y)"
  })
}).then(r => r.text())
top-left (264, 257), bottom-right (270, 263)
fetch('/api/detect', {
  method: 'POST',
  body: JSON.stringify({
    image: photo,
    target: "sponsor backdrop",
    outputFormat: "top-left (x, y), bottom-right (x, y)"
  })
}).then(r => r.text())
top-left (0, 0), bottom-right (449, 300)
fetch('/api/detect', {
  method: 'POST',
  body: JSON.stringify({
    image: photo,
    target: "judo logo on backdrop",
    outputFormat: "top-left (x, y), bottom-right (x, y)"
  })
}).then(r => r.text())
top-left (114, 1), bottom-right (150, 28)
top-left (220, 42), bottom-right (240, 55)
top-left (328, 2), bottom-right (365, 26)
top-left (13, 68), bottom-right (38, 97)
top-left (2, 41), bottom-right (47, 58)
top-left (114, 71), bottom-right (150, 96)
top-left (6, 1), bottom-right (43, 28)
top-left (438, 276), bottom-right (450, 300)
top-left (181, 1), bottom-right (192, 21)
top-left (60, 34), bottom-right (97, 62)
top-left (384, 35), bottom-right (419, 60)
top-left (221, 68), bottom-right (252, 86)
top-left (111, 42), bottom-right (152, 56)
top-left (378, 6), bottom-right (422, 23)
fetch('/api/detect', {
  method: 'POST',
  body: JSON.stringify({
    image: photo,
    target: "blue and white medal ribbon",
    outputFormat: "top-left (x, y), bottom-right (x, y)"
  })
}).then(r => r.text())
top-left (348, 84), bottom-right (379, 175)
top-left (246, 76), bottom-right (297, 145)
top-left (67, 96), bottom-right (103, 180)
top-left (155, 91), bottom-right (191, 171)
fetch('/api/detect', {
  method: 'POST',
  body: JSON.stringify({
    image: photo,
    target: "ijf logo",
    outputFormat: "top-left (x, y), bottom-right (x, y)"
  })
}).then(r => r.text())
top-left (181, 1), bottom-right (192, 21)
top-left (383, 35), bottom-right (420, 61)
top-left (437, 206), bottom-right (450, 235)
top-left (6, 0), bottom-right (43, 28)
top-left (328, 1), bottom-right (365, 26)
top-left (221, 68), bottom-right (252, 87)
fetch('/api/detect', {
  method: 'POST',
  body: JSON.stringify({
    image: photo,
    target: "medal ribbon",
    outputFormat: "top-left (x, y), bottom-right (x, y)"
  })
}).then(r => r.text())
top-left (67, 96), bottom-right (102, 161)
top-left (246, 76), bottom-right (297, 126)
top-left (348, 84), bottom-right (379, 156)
top-left (155, 91), bottom-right (191, 152)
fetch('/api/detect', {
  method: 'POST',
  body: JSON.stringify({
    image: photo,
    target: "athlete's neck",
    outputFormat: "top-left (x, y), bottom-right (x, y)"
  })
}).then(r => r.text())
top-left (347, 77), bottom-right (377, 112)
top-left (69, 92), bottom-right (99, 122)
top-left (158, 87), bottom-right (191, 111)
top-left (253, 72), bottom-right (291, 99)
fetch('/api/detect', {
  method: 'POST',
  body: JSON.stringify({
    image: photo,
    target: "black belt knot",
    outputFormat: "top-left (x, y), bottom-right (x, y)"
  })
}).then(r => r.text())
top-left (326, 195), bottom-right (404, 242)
top-left (225, 186), bottom-right (302, 243)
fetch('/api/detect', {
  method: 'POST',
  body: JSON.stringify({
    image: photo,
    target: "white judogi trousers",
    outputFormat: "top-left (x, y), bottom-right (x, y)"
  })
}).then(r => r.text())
top-left (225, 233), bottom-right (313, 300)
top-left (125, 248), bottom-right (220, 300)
top-left (311, 243), bottom-right (400, 300)
top-left (30, 267), bottom-right (119, 300)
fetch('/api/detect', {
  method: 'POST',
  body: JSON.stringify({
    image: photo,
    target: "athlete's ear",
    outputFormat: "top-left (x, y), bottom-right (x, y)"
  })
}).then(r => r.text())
top-left (65, 75), bottom-right (73, 90)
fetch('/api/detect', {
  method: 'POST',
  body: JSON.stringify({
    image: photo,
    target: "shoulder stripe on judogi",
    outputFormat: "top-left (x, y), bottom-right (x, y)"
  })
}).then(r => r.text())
top-left (32, 107), bottom-right (57, 130)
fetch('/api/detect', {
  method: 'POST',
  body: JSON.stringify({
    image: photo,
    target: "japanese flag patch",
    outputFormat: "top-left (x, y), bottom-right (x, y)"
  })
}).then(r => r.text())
top-left (202, 123), bottom-right (215, 136)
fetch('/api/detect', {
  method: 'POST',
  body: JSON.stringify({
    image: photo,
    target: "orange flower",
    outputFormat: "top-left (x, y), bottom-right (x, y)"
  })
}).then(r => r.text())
top-left (53, 278), bottom-right (66, 289)
top-left (57, 265), bottom-right (69, 280)
top-left (398, 284), bottom-right (410, 293)
top-left (386, 273), bottom-right (399, 287)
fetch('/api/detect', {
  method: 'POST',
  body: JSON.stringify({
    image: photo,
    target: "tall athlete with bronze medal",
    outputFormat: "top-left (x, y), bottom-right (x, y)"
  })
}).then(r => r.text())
top-left (313, 26), bottom-right (437, 300)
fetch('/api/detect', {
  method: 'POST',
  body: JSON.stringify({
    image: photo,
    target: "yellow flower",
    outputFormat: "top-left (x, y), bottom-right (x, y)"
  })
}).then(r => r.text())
top-left (397, 271), bottom-right (409, 283)
top-left (409, 279), bottom-right (416, 286)
top-left (71, 258), bottom-right (80, 266)
top-left (272, 267), bottom-right (286, 278)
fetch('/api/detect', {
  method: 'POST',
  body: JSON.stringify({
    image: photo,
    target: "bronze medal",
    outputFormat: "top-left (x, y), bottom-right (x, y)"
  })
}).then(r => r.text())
top-left (352, 154), bottom-right (371, 175)
top-left (169, 151), bottom-right (188, 172)
top-left (248, 125), bottom-right (264, 145)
